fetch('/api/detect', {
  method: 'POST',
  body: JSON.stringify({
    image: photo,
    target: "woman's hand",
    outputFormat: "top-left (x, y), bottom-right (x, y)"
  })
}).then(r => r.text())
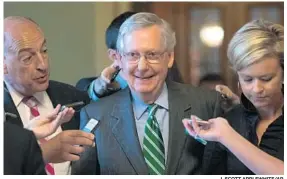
top-left (182, 116), bottom-right (233, 143)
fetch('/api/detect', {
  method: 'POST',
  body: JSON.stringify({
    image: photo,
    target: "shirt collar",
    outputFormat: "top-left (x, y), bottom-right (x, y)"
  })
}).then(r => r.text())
top-left (132, 83), bottom-right (169, 120)
top-left (5, 81), bottom-right (25, 107)
top-left (5, 81), bottom-right (47, 107)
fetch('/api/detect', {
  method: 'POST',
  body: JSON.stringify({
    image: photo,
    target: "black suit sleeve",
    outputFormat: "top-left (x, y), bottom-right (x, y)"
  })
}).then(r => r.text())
top-left (212, 92), bottom-right (225, 118)
top-left (4, 123), bottom-right (46, 175)
top-left (202, 91), bottom-right (227, 174)
top-left (75, 77), bottom-right (98, 91)
top-left (24, 130), bottom-right (47, 175)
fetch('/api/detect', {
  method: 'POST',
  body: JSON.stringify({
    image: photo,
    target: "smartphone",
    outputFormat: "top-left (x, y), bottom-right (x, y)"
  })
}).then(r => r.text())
top-left (60, 101), bottom-right (85, 112)
top-left (188, 115), bottom-right (209, 145)
top-left (190, 115), bottom-right (210, 127)
top-left (82, 118), bottom-right (100, 134)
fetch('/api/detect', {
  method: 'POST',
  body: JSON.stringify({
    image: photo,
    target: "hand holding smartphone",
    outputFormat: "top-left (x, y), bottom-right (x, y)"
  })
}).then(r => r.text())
top-left (186, 115), bottom-right (210, 145)
top-left (82, 118), bottom-right (99, 134)
top-left (60, 101), bottom-right (85, 112)
top-left (191, 115), bottom-right (210, 130)
top-left (110, 67), bottom-right (121, 82)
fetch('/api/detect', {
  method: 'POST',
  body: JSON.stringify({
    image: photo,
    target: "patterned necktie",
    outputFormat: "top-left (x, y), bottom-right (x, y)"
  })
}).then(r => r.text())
top-left (22, 96), bottom-right (55, 175)
top-left (143, 104), bottom-right (165, 175)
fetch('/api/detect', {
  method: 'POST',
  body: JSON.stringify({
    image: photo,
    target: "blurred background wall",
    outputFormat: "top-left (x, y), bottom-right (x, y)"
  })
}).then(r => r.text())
top-left (4, 1), bottom-right (283, 93)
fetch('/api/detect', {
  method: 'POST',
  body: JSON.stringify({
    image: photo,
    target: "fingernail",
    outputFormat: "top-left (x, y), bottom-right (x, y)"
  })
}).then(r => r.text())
top-left (92, 142), bottom-right (96, 147)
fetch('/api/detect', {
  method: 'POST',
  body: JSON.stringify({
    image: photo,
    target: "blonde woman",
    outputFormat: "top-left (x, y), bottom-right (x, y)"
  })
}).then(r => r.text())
top-left (183, 19), bottom-right (284, 175)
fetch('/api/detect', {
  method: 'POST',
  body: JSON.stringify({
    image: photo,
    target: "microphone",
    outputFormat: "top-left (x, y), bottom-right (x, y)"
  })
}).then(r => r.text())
top-left (60, 101), bottom-right (85, 112)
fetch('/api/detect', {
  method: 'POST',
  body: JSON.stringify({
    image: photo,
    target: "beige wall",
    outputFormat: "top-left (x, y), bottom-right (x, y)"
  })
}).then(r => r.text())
top-left (4, 2), bottom-right (131, 86)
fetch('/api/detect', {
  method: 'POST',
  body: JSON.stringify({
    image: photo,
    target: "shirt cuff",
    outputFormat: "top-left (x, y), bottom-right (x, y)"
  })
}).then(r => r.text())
top-left (88, 80), bottom-right (100, 101)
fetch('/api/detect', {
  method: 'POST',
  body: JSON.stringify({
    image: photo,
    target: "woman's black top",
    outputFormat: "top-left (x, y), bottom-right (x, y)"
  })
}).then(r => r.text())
top-left (203, 94), bottom-right (284, 175)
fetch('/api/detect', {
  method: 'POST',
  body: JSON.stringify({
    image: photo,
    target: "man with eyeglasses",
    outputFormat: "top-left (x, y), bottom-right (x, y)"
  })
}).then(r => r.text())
top-left (75, 11), bottom-right (183, 101)
top-left (4, 16), bottom-right (95, 175)
top-left (72, 12), bottom-right (223, 175)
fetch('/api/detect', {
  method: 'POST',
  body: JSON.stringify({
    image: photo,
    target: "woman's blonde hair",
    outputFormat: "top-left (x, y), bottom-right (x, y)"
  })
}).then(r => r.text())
top-left (227, 19), bottom-right (284, 71)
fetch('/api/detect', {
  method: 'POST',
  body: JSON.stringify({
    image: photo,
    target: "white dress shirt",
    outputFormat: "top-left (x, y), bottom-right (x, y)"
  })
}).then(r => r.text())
top-left (5, 81), bottom-right (71, 175)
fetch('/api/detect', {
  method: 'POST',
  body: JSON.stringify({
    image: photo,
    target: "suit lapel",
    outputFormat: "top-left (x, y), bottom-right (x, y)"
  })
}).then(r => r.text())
top-left (110, 88), bottom-right (149, 174)
top-left (45, 81), bottom-right (61, 108)
top-left (165, 81), bottom-right (191, 174)
top-left (4, 83), bottom-right (23, 126)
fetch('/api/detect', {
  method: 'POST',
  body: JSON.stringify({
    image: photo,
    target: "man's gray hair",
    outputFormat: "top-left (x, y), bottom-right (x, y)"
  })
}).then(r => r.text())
top-left (227, 19), bottom-right (284, 71)
top-left (116, 12), bottom-right (176, 53)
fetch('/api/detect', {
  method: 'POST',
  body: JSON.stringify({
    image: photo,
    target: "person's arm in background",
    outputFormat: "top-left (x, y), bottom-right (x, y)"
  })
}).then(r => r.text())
top-left (75, 77), bottom-right (96, 92)
top-left (183, 117), bottom-right (284, 175)
top-left (215, 84), bottom-right (240, 105)
top-left (76, 63), bottom-right (122, 101)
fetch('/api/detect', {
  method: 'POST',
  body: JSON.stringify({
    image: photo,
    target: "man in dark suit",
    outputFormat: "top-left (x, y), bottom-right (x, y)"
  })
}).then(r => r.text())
top-left (4, 16), bottom-right (95, 174)
top-left (72, 12), bottom-right (223, 175)
top-left (4, 122), bottom-right (46, 175)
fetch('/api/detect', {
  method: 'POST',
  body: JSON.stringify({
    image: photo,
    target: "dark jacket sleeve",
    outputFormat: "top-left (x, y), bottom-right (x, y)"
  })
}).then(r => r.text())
top-left (4, 123), bottom-right (46, 175)
top-left (212, 91), bottom-right (225, 118)
top-left (75, 77), bottom-right (98, 91)
top-left (202, 91), bottom-right (227, 174)
top-left (24, 131), bottom-right (47, 175)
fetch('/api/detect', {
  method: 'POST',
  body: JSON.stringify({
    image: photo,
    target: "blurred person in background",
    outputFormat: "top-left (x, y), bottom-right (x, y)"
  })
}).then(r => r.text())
top-left (76, 11), bottom-right (137, 99)
top-left (199, 73), bottom-right (240, 111)
top-left (199, 73), bottom-right (225, 90)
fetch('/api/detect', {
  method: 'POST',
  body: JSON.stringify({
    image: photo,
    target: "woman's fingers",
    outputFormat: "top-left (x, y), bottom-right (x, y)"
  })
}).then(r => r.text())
top-left (182, 118), bottom-right (196, 137)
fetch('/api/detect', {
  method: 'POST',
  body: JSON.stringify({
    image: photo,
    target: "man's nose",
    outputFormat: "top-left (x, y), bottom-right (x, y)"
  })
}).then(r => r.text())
top-left (137, 55), bottom-right (148, 71)
top-left (36, 52), bottom-right (48, 72)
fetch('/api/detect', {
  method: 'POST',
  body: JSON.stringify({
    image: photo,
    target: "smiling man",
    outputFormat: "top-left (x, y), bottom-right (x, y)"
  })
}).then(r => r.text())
top-left (4, 16), bottom-right (94, 175)
top-left (73, 12), bottom-right (223, 175)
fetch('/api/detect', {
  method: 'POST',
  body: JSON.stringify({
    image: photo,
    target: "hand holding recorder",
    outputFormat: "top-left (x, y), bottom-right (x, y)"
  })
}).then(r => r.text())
top-left (182, 115), bottom-right (233, 143)
top-left (40, 130), bottom-right (95, 163)
top-left (92, 63), bottom-right (121, 97)
top-left (25, 104), bottom-right (75, 139)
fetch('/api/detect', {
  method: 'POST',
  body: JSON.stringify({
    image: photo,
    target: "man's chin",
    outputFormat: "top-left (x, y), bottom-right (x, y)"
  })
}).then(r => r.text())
top-left (35, 82), bottom-right (49, 92)
top-left (252, 100), bottom-right (270, 108)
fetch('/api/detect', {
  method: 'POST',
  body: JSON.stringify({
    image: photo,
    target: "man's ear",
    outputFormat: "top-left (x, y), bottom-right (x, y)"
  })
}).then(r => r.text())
top-left (167, 52), bottom-right (175, 68)
top-left (115, 52), bottom-right (123, 70)
top-left (107, 49), bottom-right (117, 62)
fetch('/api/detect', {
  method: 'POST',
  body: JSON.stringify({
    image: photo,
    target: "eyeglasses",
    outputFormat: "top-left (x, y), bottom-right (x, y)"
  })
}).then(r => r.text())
top-left (121, 51), bottom-right (167, 64)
